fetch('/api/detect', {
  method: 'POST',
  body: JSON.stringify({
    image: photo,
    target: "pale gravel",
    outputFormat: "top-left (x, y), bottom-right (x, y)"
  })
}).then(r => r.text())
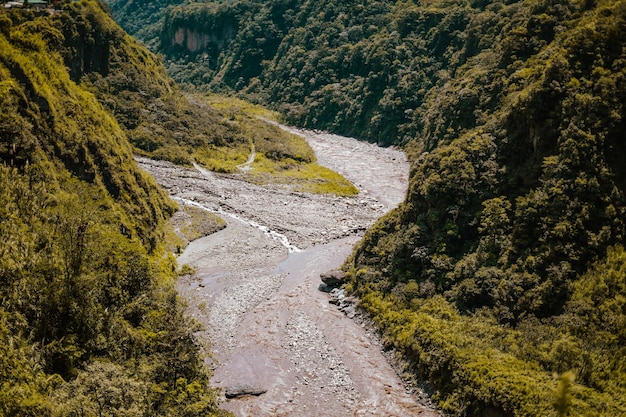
top-left (138, 126), bottom-right (440, 417)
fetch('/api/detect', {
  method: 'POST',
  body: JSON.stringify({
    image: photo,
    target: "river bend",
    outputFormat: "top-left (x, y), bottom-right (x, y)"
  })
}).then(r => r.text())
top-left (138, 127), bottom-right (439, 417)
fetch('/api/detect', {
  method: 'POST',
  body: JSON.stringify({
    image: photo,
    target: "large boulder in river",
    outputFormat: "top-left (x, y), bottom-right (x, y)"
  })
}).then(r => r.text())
top-left (320, 269), bottom-right (346, 287)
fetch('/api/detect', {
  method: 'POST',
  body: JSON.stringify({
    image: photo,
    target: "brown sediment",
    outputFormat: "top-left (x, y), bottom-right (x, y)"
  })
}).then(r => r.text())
top-left (138, 127), bottom-right (440, 417)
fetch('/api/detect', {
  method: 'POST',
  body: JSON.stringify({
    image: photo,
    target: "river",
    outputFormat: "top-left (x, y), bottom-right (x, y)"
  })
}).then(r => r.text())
top-left (138, 127), bottom-right (439, 417)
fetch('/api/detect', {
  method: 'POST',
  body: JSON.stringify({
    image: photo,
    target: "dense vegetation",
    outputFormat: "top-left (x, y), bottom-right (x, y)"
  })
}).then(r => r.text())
top-left (107, 0), bottom-right (626, 415)
top-left (58, 0), bottom-right (356, 195)
top-left (0, 2), bottom-right (234, 415)
top-left (342, 2), bottom-right (626, 414)
top-left (0, 0), bottom-right (360, 413)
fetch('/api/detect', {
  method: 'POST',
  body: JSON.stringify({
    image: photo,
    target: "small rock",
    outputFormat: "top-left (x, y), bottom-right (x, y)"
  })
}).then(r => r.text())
top-left (338, 304), bottom-right (349, 313)
top-left (343, 296), bottom-right (358, 305)
top-left (318, 283), bottom-right (333, 293)
top-left (320, 269), bottom-right (346, 287)
top-left (329, 288), bottom-right (344, 298)
top-left (224, 385), bottom-right (267, 399)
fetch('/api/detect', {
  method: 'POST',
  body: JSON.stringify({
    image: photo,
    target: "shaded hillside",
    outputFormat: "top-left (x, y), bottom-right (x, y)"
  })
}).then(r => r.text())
top-left (108, 0), bottom-right (626, 415)
top-left (0, 3), bottom-right (230, 415)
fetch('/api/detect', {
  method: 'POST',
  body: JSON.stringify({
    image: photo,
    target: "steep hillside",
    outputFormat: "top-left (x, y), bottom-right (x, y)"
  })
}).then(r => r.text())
top-left (108, 0), bottom-right (626, 416)
top-left (0, 3), bottom-right (230, 415)
top-left (62, 0), bottom-right (356, 194)
top-left (347, 1), bottom-right (626, 416)
top-left (56, 0), bottom-right (262, 167)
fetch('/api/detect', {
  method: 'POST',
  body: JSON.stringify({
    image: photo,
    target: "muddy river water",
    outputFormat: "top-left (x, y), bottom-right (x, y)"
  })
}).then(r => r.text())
top-left (139, 127), bottom-right (439, 417)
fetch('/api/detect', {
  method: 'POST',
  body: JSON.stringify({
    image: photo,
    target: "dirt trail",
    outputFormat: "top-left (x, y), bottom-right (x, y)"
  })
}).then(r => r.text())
top-left (138, 128), bottom-right (439, 417)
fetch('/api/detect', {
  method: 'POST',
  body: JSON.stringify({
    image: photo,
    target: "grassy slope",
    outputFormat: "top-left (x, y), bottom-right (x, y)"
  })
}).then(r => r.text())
top-left (197, 94), bottom-right (358, 195)
top-left (0, 4), bottom-right (230, 416)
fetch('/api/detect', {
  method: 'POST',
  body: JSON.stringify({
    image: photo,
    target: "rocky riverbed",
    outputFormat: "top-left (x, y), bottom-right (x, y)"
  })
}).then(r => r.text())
top-left (138, 127), bottom-right (440, 417)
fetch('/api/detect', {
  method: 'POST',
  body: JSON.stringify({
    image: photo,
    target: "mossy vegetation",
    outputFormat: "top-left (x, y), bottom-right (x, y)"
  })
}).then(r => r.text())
top-left (0, 3), bottom-right (230, 415)
top-left (193, 94), bottom-right (358, 195)
top-left (245, 156), bottom-right (359, 195)
top-left (168, 204), bottom-right (227, 252)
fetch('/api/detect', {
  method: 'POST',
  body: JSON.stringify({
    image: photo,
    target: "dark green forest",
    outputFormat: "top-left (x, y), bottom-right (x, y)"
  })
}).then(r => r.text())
top-left (0, 2), bottom-right (234, 415)
top-left (106, 0), bottom-right (626, 415)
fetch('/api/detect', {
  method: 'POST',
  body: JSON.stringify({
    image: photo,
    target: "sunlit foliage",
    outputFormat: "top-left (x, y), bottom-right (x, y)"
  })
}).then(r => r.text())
top-left (0, 3), bottom-right (230, 415)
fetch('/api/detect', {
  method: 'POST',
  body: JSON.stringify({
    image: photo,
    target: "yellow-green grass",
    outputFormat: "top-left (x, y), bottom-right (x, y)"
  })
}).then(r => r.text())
top-left (179, 205), bottom-right (226, 240)
top-left (203, 93), bottom-right (282, 120)
top-left (193, 144), bottom-right (253, 173)
top-left (166, 204), bottom-right (227, 254)
top-left (189, 94), bottom-right (358, 196)
top-left (246, 154), bottom-right (359, 196)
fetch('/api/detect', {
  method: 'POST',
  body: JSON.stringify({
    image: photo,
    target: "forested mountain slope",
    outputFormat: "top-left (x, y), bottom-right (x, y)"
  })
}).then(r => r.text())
top-left (107, 0), bottom-right (626, 416)
top-left (0, 2), bottom-right (231, 415)
top-left (346, 1), bottom-right (626, 414)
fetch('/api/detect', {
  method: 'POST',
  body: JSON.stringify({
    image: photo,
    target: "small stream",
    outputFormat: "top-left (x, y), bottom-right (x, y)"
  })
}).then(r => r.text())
top-left (176, 196), bottom-right (301, 252)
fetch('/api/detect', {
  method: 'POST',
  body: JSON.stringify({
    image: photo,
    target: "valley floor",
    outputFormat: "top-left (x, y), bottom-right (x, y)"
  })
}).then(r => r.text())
top-left (138, 128), bottom-right (440, 416)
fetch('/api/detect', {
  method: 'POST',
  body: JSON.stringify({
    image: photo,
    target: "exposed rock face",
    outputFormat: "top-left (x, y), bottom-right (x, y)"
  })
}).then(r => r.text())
top-left (320, 269), bottom-right (346, 287)
top-left (168, 18), bottom-right (236, 54)
top-left (171, 27), bottom-right (228, 52)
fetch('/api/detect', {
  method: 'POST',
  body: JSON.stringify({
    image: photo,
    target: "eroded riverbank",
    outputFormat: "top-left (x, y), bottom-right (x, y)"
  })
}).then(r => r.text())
top-left (138, 128), bottom-right (440, 417)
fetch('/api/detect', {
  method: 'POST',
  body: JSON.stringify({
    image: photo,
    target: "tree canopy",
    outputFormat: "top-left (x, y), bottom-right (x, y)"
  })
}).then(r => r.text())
top-left (0, 2), bottom-right (231, 415)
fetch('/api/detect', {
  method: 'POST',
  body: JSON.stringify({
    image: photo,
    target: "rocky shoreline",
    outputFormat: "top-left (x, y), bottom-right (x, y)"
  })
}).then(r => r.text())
top-left (327, 287), bottom-right (438, 410)
top-left (138, 127), bottom-right (440, 417)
